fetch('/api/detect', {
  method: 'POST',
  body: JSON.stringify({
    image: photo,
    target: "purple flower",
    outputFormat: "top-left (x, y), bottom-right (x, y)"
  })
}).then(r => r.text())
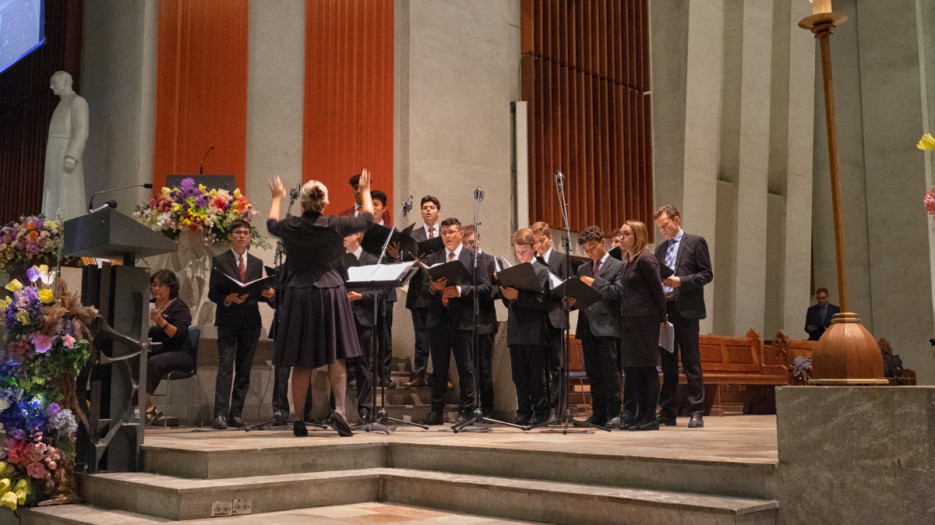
top-left (26, 267), bottom-right (39, 283)
top-left (195, 195), bottom-right (208, 208)
top-left (31, 333), bottom-right (52, 354)
top-left (46, 403), bottom-right (61, 418)
top-left (180, 178), bottom-right (199, 198)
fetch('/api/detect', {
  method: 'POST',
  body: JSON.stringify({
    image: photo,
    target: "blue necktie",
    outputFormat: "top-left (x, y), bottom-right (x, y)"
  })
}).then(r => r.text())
top-left (663, 241), bottom-right (677, 295)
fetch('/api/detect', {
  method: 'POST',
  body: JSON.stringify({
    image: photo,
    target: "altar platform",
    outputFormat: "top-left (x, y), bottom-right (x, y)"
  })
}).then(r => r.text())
top-left (6, 387), bottom-right (932, 524)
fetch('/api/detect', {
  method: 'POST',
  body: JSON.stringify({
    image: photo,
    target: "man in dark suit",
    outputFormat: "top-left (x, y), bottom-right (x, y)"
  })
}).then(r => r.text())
top-left (531, 221), bottom-right (570, 420)
top-left (404, 195), bottom-right (442, 387)
top-left (343, 231), bottom-right (377, 422)
top-left (461, 224), bottom-right (498, 415)
top-left (805, 287), bottom-right (839, 340)
top-left (208, 219), bottom-right (274, 429)
top-left (653, 205), bottom-right (713, 429)
top-left (421, 218), bottom-right (492, 425)
top-left (339, 173), bottom-right (392, 225)
top-left (575, 226), bottom-right (625, 427)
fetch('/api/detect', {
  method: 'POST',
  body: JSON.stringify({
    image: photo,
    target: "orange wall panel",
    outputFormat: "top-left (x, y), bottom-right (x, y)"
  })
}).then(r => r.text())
top-left (153, 0), bottom-right (249, 192)
top-left (303, 0), bottom-right (394, 218)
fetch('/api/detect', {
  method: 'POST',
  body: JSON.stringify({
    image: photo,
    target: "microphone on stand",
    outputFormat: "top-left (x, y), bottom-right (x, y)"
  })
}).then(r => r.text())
top-left (88, 183), bottom-right (154, 213)
top-left (89, 200), bottom-right (117, 214)
top-left (402, 195), bottom-right (413, 217)
top-left (554, 171), bottom-right (565, 188)
top-left (200, 146), bottom-right (215, 175)
top-left (474, 187), bottom-right (485, 202)
top-left (289, 183), bottom-right (301, 201)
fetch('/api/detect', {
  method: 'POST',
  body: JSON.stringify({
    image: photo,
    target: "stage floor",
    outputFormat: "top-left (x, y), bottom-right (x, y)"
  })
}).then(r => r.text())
top-left (143, 414), bottom-right (779, 465)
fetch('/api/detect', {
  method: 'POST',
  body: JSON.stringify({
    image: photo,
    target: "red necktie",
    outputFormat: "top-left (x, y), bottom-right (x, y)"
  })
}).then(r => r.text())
top-left (428, 227), bottom-right (435, 239)
top-left (442, 252), bottom-right (455, 306)
top-left (593, 259), bottom-right (601, 277)
top-left (239, 255), bottom-right (246, 282)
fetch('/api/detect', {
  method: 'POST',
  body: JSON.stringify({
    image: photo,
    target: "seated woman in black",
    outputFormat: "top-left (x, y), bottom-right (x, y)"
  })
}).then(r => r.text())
top-left (145, 269), bottom-right (193, 424)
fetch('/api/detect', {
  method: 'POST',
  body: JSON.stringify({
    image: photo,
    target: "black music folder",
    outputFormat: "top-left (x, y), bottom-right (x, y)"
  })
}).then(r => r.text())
top-left (361, 223), bottom-right (416, 257)
top-left (423, 260), bottom-right (472, 286)
top-left (212, 268), bottom-right (276, 297)
top-left (551, 277), bottom-right (604, 310)
top-left (496, 262), bottom-right (542, 293)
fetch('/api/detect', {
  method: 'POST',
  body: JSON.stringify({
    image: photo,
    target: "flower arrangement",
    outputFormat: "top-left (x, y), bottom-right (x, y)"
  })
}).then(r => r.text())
top-left (919, 134), bottom-right (935, 217)
top-left (0, 216), bottom-right (62, 276)
top-left (133, 178), bottom-right (269, 249)
top-left (0, 265), bottom-right (96, 509)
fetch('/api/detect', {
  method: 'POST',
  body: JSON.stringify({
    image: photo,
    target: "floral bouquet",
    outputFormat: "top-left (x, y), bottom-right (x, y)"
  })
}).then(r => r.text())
top-left (918, 134), bottom-right (935, 217)
top-left (0, 216), bottom-right (63, 277)
top-left (0, 265), bottom-right (96, 509)
top-left (133, 177), bottom-right (270, 249)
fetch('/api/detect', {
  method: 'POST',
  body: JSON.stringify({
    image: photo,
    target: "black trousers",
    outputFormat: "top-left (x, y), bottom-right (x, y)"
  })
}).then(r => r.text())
top-left (624, 365), bottom-right (660, 424)
top-left (545, 326), bottom-right (562, 410)
top-left (428, 323), bottom-right (475, 413)
top-left (350, 322), bottom-right (374, 417)
top-left (580, 334), bottom-right (621, 421)
top-left (272, 365), bottom-right (291, 416)
top-left (509, 344), bottom-right (548, 419)
top-left (477, 332), bottom-right (496, 413)
top-left (147, 350), bottom-right (195, 395)
top-left (214, 324), bottom-right (261, 418)
top-left (658, 305), bottom-right (705, 417)
top-left (409, 307), bottom-right (431, 379)
top-left (378, 303), bottom-right (394, 382)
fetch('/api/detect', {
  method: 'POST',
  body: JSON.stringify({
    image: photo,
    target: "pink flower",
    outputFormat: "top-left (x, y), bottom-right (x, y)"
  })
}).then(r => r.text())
top-left (925, 190), bottom-right (935, 217)
top-left (61, 334), bottom-right (75, 348)
top-left (27, 445), bottom-right (45, 463)
top-left (26, 461), bottom-right (46, 479)
top-left (46, 460), bottom-right (57, 470)
top-left (31, 333), bottom-right (52, 354)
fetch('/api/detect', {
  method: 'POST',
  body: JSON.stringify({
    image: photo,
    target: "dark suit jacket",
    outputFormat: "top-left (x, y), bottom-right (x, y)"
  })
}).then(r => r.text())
top-left (339, 205), bottom-right (392, 226)
top-left (805, 302), bottom-right (839, 340)
top-left (423, 248), bottom-right (493, 332)
top-left (544, 249), bottom-right (571, 280)
top-left (348, 250), bottom-right (380, 328)
top-left (502, 262), bottom-right (551, 346)
top-left (653, 232), bottom-right (713, 320)
top-left (575, 256), bottom-right (624, 339)
top-left (208, 250), bottom-right (271, 328)
top-left (619, 250), bottom-right (667, 322)
top-left (404, 225), bottom-right (440, 309)
top-left (473, 251), bottom-right (499, 335)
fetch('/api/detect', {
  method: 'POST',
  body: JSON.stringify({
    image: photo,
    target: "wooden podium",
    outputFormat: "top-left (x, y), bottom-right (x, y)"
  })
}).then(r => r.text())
top-left (64, 209), bottom-right (177, 472)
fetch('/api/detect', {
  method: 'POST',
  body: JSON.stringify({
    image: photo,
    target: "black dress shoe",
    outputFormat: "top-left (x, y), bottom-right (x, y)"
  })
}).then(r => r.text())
top-left (605, 415), bottom-right (624, 429)
top-left (293, 419), bottom-right (308, 437)
top-left (358, 408), bottom-right (371, 424)
top-left (585, 414), bottom-right (606, 426)
top-left (228, 415), bottom-right (245, 428)
top-left (213, 415), bottom-right (228, 429)
top-left (688, 413), bottom-right (704, 428)
top-left (423, 410), bottom-right (444, 425)
top-left (272, 411), bottom-right (286, 426)
top-left (629, 418), bottom-right (660, 431)
top-left (514, 414), bottom-right (530, 425)
top-left (331, 412), bottom-right (353, 437)
top-left (656, 412), bottom-right (677, 426)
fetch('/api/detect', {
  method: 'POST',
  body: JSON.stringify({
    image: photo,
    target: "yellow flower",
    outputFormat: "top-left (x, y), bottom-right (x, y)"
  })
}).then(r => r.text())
top-left (38, 264), bottom-right (48, 274)
top-left (14, 490), bottom-right (25, 505)
top-left (38, 289), bottom-right (54, 304)
top-left (4, 279), bottom-right (22, 292)
top-left (918, 133), bottom-right (935, 151)
top-left (46, 220), bottom-right (58, 229)
top-left (0, 477), bottom-right (9, 495)
top-left (233, 188), bottom-right (243, 199)
top-left (15, 311), bottom-right (30, 324)
top-left (0, 297), bottom-right (11, 308)
top-left (14, 478), bottom-right (29, 495)
top-left (0, 491), bottom-right (16, 510)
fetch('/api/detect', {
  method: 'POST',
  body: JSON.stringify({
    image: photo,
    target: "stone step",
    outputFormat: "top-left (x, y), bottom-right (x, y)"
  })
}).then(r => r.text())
top-left (70, 468), bottom-right (776, 524)
top-left (143, 441), bottom-right (776, 502)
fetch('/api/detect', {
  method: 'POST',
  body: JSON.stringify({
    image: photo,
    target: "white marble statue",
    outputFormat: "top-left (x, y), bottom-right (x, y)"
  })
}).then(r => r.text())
top-left (41, 71), bottom-right (88, 221)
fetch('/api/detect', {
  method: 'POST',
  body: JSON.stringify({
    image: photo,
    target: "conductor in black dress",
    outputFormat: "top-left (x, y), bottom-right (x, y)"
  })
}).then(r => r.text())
top-left (266, 171), bottom-right (375, 437)
top-left (422, 218), bottom-right (492, 425)
top-left (619, 220), bottom-right (667, 431)
top-left (208, 219), bottom-right (274, 429)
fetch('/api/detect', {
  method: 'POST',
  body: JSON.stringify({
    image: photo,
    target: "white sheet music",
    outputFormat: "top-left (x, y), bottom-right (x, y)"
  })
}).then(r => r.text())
top-left (347, 261), bottom-right (416, 283)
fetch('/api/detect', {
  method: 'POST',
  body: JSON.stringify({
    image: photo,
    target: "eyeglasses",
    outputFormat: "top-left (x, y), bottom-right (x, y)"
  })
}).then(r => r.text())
top-left (231, 230), bottom-right (251, 237)
top-left (440, 229), bottom-right (461, 237)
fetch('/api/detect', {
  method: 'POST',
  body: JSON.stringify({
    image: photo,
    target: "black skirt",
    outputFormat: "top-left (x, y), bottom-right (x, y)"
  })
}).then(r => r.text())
top-left (620, 314), bottom-right (660, 368)
top-left (274, 284), bottom-right (362, 369)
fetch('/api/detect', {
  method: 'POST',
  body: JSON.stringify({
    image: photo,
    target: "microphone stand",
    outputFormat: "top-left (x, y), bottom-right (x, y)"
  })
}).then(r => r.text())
top-left (248, 183), bottom-right (326, 431)
top-left (453, 188), bottom-right (526, 433)
top-left (536, 171), bottom-right (609, 434)
top-left (361, 196), bottom-right (429, 432)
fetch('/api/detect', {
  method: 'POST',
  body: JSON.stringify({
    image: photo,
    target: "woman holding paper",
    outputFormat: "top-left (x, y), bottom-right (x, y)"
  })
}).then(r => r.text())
top-left (618, 221), bottom-right (667, 431)
top-left (145, 269), bottom-right (193, 425)
top-left (266, 170), bottom-right (374, 437)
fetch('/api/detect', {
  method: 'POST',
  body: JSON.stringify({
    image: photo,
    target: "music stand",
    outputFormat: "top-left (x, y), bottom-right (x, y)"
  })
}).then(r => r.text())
top-left (347, 262), bottom-right (423, 433)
